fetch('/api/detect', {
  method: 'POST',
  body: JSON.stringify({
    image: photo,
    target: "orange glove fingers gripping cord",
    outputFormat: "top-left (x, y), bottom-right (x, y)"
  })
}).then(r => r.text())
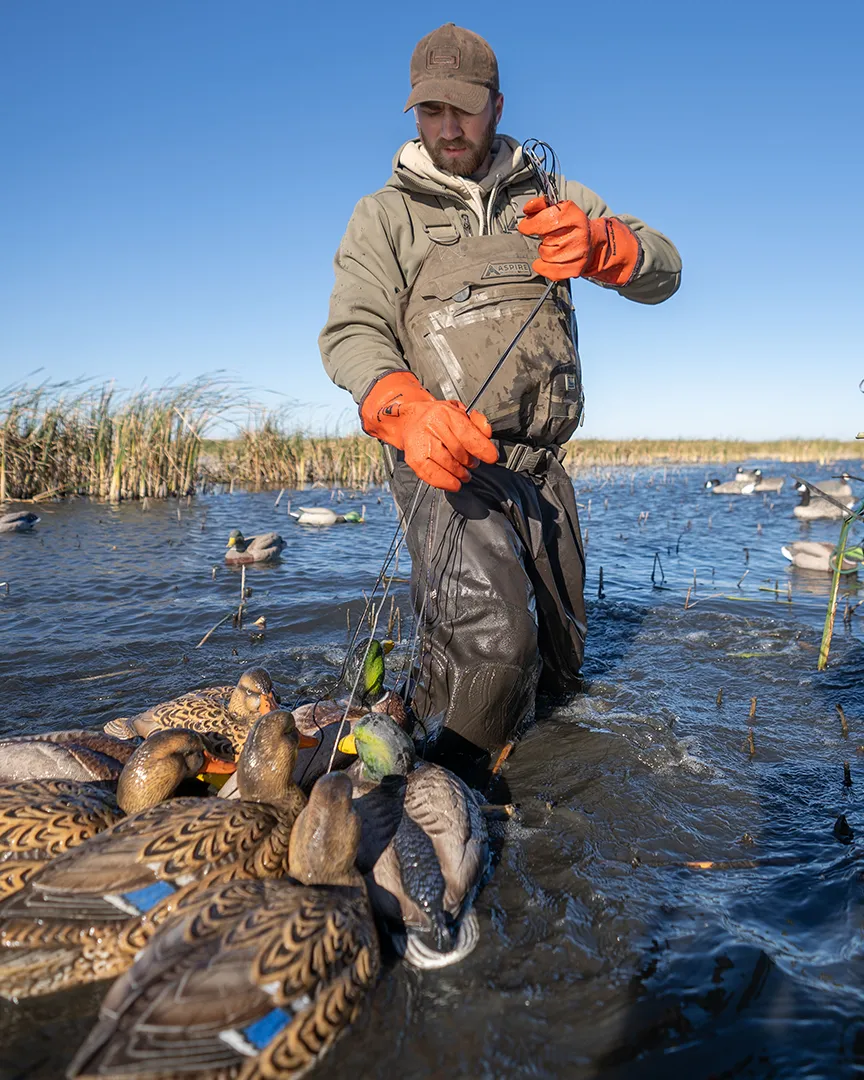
top-left (360, 372), bottom-right (497, 492)
top-left (518, 196), bottom-right (641, 286)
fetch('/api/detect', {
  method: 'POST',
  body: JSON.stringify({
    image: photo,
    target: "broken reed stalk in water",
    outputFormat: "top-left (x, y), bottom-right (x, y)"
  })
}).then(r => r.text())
top-left (749, 697), bottom-right (757, 720)
top-left (195, 611), bottom-right (234, 649)
top-left (837, 704), bottom-right (849, 738)
top-left (746, 728), bottom-right (756, 756)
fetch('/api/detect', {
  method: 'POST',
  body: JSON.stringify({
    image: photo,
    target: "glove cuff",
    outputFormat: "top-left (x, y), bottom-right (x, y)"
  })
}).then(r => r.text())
top-left (359, 370), bottom-right (433, 449)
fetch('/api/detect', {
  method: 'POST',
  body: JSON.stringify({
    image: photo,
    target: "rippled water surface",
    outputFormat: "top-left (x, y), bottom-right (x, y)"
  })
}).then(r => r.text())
top-left (2, 463), bottom-right (864, 1079)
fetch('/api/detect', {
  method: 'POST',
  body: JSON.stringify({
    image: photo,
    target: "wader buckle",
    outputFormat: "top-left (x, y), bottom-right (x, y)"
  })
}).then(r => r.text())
top-left (502, 442), bottom-right (554, 476)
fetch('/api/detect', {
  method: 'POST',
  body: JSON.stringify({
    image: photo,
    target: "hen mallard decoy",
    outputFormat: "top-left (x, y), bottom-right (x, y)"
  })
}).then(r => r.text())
top-left (781, 541), bottom-right (864, 572)
top-left (104, 668), bottom-right (279, 753)
top-left (225, 529), bottom-right (286, 563)
top-left (792, 486), bottom-right (854, 521)
top-left (705, 477), bottom-right (756, 495)
top-left (0, 729), bottom-right (141, 784)
top-left (289, 506), bottom-right (364, 526)
top-left (0, 710), bottom-right (316, 999)
top-left (338, 712), bottom-right (488, 969)
top-left (0, 511), bottom-right (40, 534)
top-left (0, 729), bottom-right (233, 901)
top-left (68, 771), bottom-right (379, 1080)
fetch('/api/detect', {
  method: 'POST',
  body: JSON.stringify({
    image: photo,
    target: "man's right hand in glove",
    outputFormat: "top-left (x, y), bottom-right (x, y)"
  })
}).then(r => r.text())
top-left (360, 371), bottom-right (498, 493)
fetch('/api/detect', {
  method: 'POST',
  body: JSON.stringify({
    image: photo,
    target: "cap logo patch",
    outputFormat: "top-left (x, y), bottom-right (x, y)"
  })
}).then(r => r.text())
top-left (481, 261), bottom-right (533, 279)
top-left (427, 47), bottom-right (460, 69)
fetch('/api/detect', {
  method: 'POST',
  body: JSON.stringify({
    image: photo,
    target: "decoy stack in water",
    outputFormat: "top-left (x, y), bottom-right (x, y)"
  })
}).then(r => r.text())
top-left (338, 713), bottom-right (489, 969)
top-left (0, 511), bottom-right (40, 534)
top-left (0, 729), bottom-right (233, 901)
top-left (0, 711), bottom-right (316, 999)
top-left (289, 506), bottom-right (364, 526)
top-left (104, 668), bottom-right (278, 754)
top-left (781, 541), bottom-right (864, 572)
top-left (67, 772), bottom-right (380, 1080)
top-left (225, 529), bottom-right (287, 563)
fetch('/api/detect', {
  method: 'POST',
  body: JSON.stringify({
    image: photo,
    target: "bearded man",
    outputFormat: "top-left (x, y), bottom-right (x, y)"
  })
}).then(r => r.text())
top-left (320, 24), bottom-right (681, 768)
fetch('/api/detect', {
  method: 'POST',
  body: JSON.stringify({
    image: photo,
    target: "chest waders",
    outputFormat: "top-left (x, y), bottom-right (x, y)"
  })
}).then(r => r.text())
top-left (389, 194), bottom-right (588, 765)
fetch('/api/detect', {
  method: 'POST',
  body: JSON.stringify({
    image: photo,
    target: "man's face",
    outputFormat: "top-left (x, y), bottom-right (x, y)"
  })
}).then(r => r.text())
top-left (415, 94), bottom-right (504, 177)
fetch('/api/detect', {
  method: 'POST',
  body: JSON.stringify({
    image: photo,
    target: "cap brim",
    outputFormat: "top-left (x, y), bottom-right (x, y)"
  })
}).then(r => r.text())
top-left (404, 79), bottom-right (491, 115)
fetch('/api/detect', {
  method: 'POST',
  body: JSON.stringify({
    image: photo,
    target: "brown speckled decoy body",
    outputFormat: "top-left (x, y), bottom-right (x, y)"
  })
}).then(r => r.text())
top-left (0, 711), bottom-right (313, 1000)
top-left (0, 729), bottom-right (140, 783)
top-left (104, 669), bottom-right (278, 753)
top-left (292, 688), bottom-right (408, 737)
top-left (68, 772), bottom-right (380, 1080)
top-left (0, 729), bottom-right (221, 901)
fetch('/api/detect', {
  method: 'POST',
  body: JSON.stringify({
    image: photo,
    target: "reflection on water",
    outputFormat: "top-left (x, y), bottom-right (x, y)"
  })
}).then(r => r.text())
top-left (1, 464), bottom-right (863, 1078)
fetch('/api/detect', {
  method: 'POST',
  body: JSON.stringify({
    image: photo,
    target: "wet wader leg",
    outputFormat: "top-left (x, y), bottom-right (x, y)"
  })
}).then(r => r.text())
top-left (391, 461), bottom-right (541, 759)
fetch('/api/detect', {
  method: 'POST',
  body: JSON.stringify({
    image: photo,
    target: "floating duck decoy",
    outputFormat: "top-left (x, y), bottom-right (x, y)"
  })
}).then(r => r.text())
top-left (705, 478), bottom-right (756, 495)
top-left (104, 668), bottom-right (278, 754)
top-left (0, 511), bottom-right (40, 534)
top-left (0, 729), bottom-right (233, 901)
top-left (0, 729), bottom-right (140, 784)
top-left (798, 473), bottom-right (854, 500)
top-left (68, 772), bottom-right (380, 1080)
top-left (781, 541), bottom-right (864, 572)
top-left (793, 486), bottom-right (854, 521)
top-left (0, 710), bottom-right (316, 999)
top-left (225, 529), bottom-right (286, 563)
top-left (289, 506), bottom-right (364, 526)
top-left (339, 712), bottom-right (489, 969)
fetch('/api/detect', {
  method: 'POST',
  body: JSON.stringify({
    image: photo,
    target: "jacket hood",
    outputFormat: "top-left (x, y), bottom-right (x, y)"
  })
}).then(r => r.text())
top-left (386, 135), bottom-right (534, 234)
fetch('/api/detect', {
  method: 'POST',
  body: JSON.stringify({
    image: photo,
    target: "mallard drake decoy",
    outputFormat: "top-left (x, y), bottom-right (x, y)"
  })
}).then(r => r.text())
top-left (68, 772), bottom-right (380, 1080)
top-left (0, 710), bottom-right (316, 999)
top-left (338, 712), bottom-right (488, 969)
top-left (792, 486), bottom-right (854, 521)
top-left (0, 729), bottom-right (233, 901)
top-left (0, 729), bottom-right (141, 783)
top-left (225, 529), bottom-right (286, 563)
top-left (289, 506), bottom-right (364, 526)
top-left (705, 478), bottom-right (756, 495)
top-left (104, 668), bottom-right (279, 753)
top-left (781, 541), bottom-right (864, 572)
top-left (0, 511), bottom-right (40, 534)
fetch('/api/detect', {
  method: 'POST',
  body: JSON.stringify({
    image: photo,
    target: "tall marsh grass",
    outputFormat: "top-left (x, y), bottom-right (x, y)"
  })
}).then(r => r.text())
top-left (1, 378), bottom-right (859, 501)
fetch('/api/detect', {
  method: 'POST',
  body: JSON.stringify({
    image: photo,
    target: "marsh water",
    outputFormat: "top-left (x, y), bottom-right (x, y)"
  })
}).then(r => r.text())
top-left (1, 463), bottom-right (863, 1079)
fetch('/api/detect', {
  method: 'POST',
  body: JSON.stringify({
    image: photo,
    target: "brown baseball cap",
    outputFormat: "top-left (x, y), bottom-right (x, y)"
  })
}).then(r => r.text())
top-left (404, 24), bottom-right (499, 115)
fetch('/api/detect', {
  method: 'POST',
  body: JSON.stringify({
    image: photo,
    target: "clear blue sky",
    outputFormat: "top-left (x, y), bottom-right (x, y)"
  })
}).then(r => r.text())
top-left (1, 1), bottom-right (862, 439)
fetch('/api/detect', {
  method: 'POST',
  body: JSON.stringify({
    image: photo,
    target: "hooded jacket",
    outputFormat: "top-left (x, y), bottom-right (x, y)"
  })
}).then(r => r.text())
top-left (319, 136), bottom-right (681, 406)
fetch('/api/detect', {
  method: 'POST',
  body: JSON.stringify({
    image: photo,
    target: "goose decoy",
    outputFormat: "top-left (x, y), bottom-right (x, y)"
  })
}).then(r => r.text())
top-left (740, 468), bottom-right (785, 493)
top-left (67, 772), bottom-right (380, 1080)
top-left (0, 710), bottom-right (316, 999)
top-left (781, 541), bottom-right (864, 572)
top-left (796, 474), bottom-right (854, 500)
top-left (104, 668), bottom-right (278, 754)
top-left (338, 712), bottom-right (489, 969)
top-left (0, 511), bottom-right (40, 534)
top-left (225, 529), bottom-right (286, 563)
top-left (793, 487), bottom-right (854, 521)
top-left (289, 506), bottom-right (364, 526)
top-left (705, 478), bottom-right (756, 495)
top-left (0, 729), bottom-right (233, 901)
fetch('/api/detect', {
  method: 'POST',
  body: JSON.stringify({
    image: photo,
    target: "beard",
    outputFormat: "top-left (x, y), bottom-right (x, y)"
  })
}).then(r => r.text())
top-left (420, 114), bottom-right (498, 177)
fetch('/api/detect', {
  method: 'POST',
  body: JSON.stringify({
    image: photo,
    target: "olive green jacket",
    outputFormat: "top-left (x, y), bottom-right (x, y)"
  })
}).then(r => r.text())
top-left (319, 136), bottom-right (681, 405)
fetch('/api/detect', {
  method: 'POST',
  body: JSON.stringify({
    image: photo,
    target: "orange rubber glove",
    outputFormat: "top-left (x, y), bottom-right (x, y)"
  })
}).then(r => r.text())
top-left (517, 196), bottom-right (640, 285)
top-left (361, 371), bottom-right (498, 493)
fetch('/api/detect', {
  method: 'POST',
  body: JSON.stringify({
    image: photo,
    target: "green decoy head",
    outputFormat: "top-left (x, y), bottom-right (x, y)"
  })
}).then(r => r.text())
top-left (227, 529), bottom-right (248, 551)
top-left (344, 637), bottom-right (391, 706)
top-left (343, 510), bottom-right (364, 523)
top-left (337, 712), bottom-right (416, 782)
